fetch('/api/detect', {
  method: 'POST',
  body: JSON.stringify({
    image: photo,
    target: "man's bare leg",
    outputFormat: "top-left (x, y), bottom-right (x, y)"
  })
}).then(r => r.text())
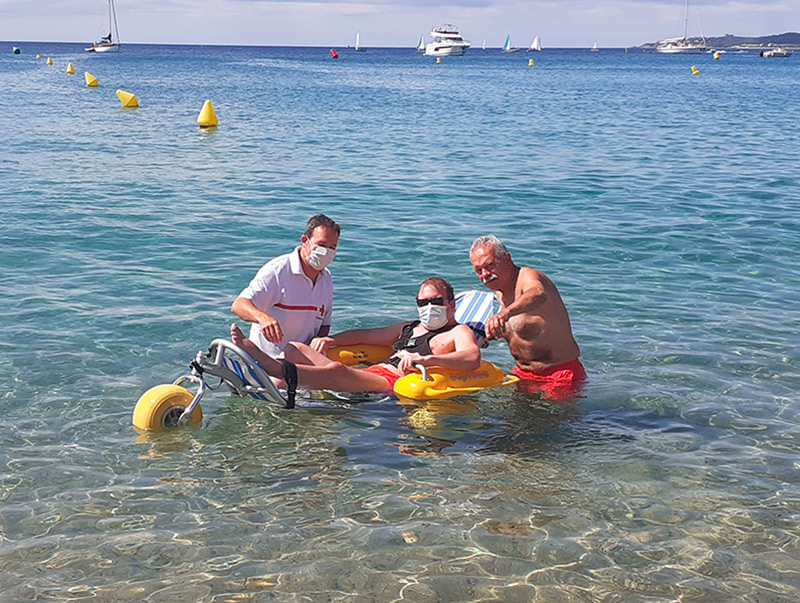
top-left (283, 342), bottom-right (336, 367)
top-left (230, 324), bottom-right (392, 393)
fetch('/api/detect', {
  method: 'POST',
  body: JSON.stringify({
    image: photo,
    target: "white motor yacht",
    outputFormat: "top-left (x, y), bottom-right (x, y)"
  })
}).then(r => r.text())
top-left (424, 25), bottom-right (471, 56)
top-left (760, 48), bottom-right (792, 58)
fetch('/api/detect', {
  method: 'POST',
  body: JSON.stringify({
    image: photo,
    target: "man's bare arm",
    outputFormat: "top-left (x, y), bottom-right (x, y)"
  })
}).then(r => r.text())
top-left (486, 269), bottom-right (547, 338)
top-left (231, 297), bottom-right (284, 344)
top-left (396, 325), bottom-right (481, 373)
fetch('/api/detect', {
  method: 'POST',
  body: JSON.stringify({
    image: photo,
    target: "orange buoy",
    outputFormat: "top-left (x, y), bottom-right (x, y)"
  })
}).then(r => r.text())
top-left (330, 49), bottom-right (339, 59)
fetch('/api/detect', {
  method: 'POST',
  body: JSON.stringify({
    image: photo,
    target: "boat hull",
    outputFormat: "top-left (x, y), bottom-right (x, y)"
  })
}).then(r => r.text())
top-left (85, 43), bottom-right (120, 53)
top-left (760, 49), bottom-right (792, 58)
top-left (655, 46), bottom-right (705, 54)
top-left (424, 44), bottom-right (469, 56)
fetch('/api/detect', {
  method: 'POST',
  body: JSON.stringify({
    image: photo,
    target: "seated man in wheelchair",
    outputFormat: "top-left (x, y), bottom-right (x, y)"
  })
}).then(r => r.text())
top-left (231, 277), bottom-right (481, 393)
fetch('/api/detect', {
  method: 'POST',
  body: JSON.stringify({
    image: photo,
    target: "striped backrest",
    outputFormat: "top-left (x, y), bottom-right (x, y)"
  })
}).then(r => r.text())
top-left (221, 356), bottom-right (271, 401)
top-left (454, 290), bottom-right (497, 347)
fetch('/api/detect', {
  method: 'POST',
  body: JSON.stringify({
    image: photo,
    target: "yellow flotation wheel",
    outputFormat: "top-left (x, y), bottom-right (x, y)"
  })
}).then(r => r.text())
top-left (132, 384), bottom-right (202, 432)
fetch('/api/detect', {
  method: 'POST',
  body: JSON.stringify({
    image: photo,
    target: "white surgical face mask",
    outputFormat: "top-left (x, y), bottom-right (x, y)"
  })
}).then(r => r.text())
top-left (418, 304), bottom-right (448, 330)
top-left (306, 245), bottom-right (335, 271)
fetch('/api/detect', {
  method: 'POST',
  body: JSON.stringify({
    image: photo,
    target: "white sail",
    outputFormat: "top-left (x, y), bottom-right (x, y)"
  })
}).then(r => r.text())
top-left (528, 35), bottom-right (542, 51)
top-left (482, 39), bottom-right (486, 50)
top-left (591, 40), bottom-right (598, 51)
top-left (355, 31), bottom-right (366, 51)
top-left (417, 34), bottom-right (425, 51)
top-left (502, 35), bottom-right (520, 53)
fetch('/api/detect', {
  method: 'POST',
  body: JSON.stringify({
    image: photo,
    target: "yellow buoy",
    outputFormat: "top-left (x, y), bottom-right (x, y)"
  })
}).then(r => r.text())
top-left (197, 99), bottom-right (219, 127)
top-left (116, 89), bottom-right (139, 107)
top-left (528, 58), bottom-right (534, 66)
top-left (46, 57), bottom-right (53, 65)
top-left (66, 62), bottom-right (75, 74)
top-left (85, 72), bottom-right (98, 87)
top-left (713, 52), bottom-right (720, 60)
top-left (691, 65), bottom-right (699, 76)
top-left (36, 54), bottom-right (41, 59)
top-left (436, 57), bottom-right (441, 64)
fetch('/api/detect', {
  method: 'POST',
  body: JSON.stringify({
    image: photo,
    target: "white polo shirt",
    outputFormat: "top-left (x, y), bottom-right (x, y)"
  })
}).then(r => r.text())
top-left (238, 247), bottom-right (333, 357)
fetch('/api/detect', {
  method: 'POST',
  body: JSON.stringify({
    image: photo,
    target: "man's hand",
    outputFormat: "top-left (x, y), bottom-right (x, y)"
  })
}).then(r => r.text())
top-left (485, 311), bottom-right (508, 340)
top-left (258, 315), bottom-right (284, 344)
top-left (395, 350), bottom-right (427, 374)
top-left (310, 336), bottom-right (335, 355)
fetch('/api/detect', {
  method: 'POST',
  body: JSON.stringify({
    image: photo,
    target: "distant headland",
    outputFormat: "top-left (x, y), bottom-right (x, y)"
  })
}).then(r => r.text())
top-left (639, 31), bottom-right (800, 49)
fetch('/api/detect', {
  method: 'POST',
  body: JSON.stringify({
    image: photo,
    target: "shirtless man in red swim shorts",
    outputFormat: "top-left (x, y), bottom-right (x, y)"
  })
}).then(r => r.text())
top-left (230, 277), bottom-right (481, 393)
top-left (470, 235), bottom-right (585, 398)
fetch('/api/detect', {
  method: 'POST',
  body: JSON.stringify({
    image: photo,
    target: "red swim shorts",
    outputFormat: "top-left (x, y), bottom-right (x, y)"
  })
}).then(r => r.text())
top-left (513, 359), bottom-right (587, 400)
top-left (360, 364), bottom-right (402, 390)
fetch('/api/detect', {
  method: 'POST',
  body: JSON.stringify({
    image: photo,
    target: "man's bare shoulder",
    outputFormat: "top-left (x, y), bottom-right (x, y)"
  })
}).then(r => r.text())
top-left (453, 323), bottom-right (477, 336)
top-left (434, 323), bottom-right (476, 343)
top-left (518, 266), bottom-right (548, 287)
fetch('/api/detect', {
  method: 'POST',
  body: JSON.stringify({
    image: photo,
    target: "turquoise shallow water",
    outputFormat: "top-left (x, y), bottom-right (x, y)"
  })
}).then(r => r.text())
top-left (1, 42), bottom-right (800, 600)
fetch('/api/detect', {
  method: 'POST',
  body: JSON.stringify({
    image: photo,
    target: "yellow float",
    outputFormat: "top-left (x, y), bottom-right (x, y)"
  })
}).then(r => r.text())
top-left (394, 361), bottom-right (517, 400)
top-left (327, 345), bottom-right (392, 366)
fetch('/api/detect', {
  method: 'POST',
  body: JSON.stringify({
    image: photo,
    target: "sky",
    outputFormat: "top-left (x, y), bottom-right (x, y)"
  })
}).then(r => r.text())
top-left (1, 0), bottom-right (796, 48)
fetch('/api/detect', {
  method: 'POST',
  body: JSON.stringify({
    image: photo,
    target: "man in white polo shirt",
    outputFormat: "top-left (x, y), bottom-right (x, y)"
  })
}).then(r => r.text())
top-left (232, 214), bottom-right (340, 357)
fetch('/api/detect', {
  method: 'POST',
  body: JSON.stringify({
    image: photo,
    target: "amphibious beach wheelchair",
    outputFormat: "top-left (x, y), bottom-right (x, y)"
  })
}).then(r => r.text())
top-left (132, 290), bottom-right (517, 432)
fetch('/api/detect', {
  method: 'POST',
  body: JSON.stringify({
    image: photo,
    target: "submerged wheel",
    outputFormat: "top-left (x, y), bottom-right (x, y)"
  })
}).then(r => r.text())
top-left (132, 384), bottom-right (203, 432)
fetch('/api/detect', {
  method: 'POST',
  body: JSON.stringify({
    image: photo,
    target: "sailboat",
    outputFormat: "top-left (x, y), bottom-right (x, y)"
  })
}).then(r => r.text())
top-left (355, 31), bottom-right (366, 52)
top-left (591, 40), bottom-right (599, 52)
top-left (417, 34), bottom-right (425, 52)
top-left (85, 0), bottom-right (120, 52)
top-left (502, 35), bottom-right (520, 53)
top-left (656, 0), bottom-right (706, 54)
top-left (527, 36), bottom-right (542, 52)
top-left (482, 39), bottom-right (487, 51)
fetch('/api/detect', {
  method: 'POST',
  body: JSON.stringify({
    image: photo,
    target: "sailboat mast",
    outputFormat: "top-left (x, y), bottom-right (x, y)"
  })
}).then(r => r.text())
top-left (110, 0), bottom-right (121, 44)
top-left (683, 0), bottom-right (689, 40)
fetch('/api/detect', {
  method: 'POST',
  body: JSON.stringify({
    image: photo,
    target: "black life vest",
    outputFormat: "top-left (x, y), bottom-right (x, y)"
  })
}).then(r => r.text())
top-left (384, 321), bottom-right (455, 367)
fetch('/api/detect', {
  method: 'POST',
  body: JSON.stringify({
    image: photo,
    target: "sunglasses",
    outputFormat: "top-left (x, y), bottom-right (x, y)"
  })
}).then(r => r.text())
top-left (416, 296), bottom-right (447, 307)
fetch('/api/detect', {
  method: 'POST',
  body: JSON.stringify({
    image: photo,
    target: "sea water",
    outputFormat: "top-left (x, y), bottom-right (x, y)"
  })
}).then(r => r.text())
top-left (1, 43), bottom-right (799, 600)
